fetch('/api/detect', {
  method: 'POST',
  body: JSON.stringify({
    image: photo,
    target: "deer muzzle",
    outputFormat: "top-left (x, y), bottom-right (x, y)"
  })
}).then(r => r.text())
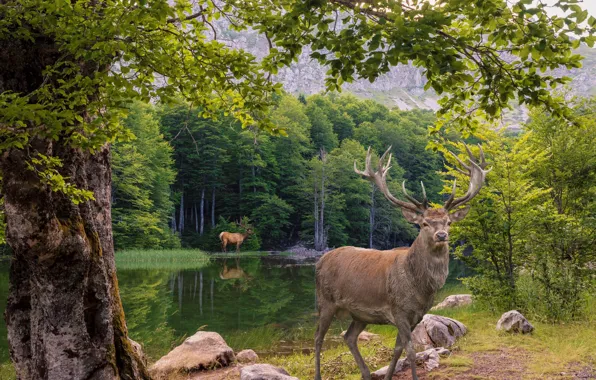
top-left (435, 231), bottom-right (448, 242)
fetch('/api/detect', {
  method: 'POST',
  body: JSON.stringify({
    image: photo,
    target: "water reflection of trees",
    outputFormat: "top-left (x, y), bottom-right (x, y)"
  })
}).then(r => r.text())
top-left (118, 269), bottom-right (178, 361)
top-left (118, 258), bottom-right (316, 359)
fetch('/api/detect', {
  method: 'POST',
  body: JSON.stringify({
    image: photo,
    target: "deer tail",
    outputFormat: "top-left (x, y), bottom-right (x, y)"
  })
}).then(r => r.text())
top-left (219, 232), bottom-right (224, 241)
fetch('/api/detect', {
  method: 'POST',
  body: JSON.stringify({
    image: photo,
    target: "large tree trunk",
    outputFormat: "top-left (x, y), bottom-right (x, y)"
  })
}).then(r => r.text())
top-left (1, 141), bottom-right (149, 380)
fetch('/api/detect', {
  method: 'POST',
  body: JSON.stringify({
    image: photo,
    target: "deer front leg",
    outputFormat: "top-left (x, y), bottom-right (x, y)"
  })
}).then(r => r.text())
top-left (384, 322), bottom-right (411, 380)
top-left (406, 340), bottom-right (418, 380)
top-left (236, 242), bottom-right (241, 253)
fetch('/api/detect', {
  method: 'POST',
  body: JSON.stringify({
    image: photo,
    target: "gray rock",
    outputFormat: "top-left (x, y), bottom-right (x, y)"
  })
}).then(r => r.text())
top-left (240, 364), bottom-right (298, 380)
top-left (371, 347), bottom-right (443, 378)
top-left (236, 349), bottom-right (259, 364)
top-left (150, 331), bottom-right (235, 378)
top-left (431, 294), bottom-right (473, 310)
top-left (496, 310), bottom-right (534, 334)
top-left (412, 314), bottom-right (467, 351)
top-left (434, 347), bottom-right (451, 357)
top-left (339, 330), bottom-right (380, 342)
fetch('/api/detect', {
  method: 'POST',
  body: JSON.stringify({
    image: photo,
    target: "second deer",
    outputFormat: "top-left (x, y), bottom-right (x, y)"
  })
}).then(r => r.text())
top-left (314, 145), bottom-right (490, 380)
top-left (219, 220), bottom-right (253, 253)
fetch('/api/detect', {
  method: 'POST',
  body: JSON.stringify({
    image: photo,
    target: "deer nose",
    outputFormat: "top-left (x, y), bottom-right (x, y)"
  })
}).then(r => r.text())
top-left (436, 231), bottom-right (448, 241)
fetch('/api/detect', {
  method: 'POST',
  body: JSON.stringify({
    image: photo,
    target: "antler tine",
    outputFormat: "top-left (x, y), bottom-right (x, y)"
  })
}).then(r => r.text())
top-left (478, 144), bottom-right (487, 168)
top-left (444, 179), bottom-right (457, 210)
top-left (354, 146), bottom-right (426, 213)
top-left (449, 150), bottom-right (470, 173)
top-left (402, 181), bottom-right (422, 208)
top-left (420, 181), bottom-right (428, 208)
top-left (464, 143), bottom-right (475, 162)
top-left (444, 144), bottom-right (490, 211)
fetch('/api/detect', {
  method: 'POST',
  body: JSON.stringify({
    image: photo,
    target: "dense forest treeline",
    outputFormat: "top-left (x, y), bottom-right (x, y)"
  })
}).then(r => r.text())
top-left (1, 91), bottom-right (595, 323)
top-left (109, 92), bottom-right (596, 322)
top-left (111, 93), bottom-right (444, 251)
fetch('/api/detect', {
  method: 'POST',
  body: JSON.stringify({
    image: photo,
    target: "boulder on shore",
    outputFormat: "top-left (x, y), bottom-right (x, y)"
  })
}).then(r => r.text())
top-left (150, 331), bottom-right (235, 378)
top-left (236, 349), bottom-right (259, 364)
top-left (496, 310), bottom-right (534, 334)
top-left (412, 314), bottom-right (467, 351)
top-left (240, 364), bottom-right (299, 380)
top-left (371, 347), bottom-right (449, 379)
top-left (339, 330), bottom-right (380, 342)
top-left (431, 294), bottom-right (473, 310)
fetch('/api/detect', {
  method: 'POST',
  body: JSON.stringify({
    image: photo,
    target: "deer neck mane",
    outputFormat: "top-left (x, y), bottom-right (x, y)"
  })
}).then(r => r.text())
top-left (404, 234), bottom-right (450, 295)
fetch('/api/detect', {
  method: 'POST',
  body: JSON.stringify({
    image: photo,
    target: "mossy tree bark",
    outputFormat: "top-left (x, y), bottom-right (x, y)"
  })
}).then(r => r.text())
top-left (2, 142), bottom-right (150, 380)
top-left (1, 31), bottom-right (150, 380)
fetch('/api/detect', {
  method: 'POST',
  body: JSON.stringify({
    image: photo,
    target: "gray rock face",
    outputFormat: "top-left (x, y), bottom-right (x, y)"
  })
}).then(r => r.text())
top-left (371, 347), bottom-right (449, 379)
top-left (240, 364), bottom-right (299, 380)
top-left (236, 349), bottom-right (259, 364)
top-left (150, 331), bottom-right (235, 378)
top-left (412, 314), bottom-right (467, 351)
top-left (339, 330), bottom-right (380, 342)
top-left (496, 310), bottom-right (534, 334)
top-left (431, 294), bottom-right (473, 310)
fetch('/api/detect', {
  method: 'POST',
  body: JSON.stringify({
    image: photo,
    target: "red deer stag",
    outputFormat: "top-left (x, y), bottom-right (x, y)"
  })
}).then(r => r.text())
top-left (314, 145), bottom-right (490, 380)
top-left (219, 221), bottom-right (253, 253)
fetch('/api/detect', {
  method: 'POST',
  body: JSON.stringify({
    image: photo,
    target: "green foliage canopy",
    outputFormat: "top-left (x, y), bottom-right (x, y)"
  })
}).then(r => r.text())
top-left (242, 0), bottom-right (595, 133)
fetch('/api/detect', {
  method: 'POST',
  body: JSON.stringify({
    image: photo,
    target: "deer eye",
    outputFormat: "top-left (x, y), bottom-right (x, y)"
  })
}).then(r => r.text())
top-left (422, 222), bottom-right (430, 228)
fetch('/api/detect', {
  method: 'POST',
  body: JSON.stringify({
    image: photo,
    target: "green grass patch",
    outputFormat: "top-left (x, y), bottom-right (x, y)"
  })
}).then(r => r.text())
top-left (0, 362), bottom-right (15, 380)
top-left (115, 249), bottom-right (211, 270)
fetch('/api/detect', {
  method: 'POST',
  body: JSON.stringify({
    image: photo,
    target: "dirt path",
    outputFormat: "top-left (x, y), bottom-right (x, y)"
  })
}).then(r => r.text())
top-left (387, 347), bottom-right (595, 380)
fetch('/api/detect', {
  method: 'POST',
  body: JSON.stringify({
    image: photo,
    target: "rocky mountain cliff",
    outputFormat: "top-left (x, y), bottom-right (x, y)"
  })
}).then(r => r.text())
top-left (221, 26), bottom-right (595, 126)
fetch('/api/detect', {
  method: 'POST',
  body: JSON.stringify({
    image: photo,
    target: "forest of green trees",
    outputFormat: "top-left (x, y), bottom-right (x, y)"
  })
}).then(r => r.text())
top-left (111, 93), bottom-right (442, 251)
top-left (2, 89), bottom-right (594, 322)
top-left (108, 92), bottom-right (596, 322)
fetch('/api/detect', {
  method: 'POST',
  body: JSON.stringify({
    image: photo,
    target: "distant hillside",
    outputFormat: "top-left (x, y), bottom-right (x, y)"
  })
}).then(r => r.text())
top-left (219, 25), bottom-right (595, 128)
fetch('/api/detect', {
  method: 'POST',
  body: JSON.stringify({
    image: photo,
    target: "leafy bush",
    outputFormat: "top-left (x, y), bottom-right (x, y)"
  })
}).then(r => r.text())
top-left (450, 100), bottom-right (596, 322)
top-left (251, 195), bottom-right (294, 249)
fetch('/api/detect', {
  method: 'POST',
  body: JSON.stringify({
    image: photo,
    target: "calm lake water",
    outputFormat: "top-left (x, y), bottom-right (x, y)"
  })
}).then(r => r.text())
top-left (0, 255), bottom-right (335, 367)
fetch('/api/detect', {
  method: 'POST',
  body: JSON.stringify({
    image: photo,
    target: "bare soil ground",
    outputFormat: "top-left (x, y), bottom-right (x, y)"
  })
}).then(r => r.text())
top-left (386, 347), bottom-right (595, 380)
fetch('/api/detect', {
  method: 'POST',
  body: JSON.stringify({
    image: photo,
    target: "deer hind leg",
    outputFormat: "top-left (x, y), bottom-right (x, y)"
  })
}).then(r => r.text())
top-left (314, 305), bottom-right (336, 380)
top-left (222, 239), bottom-right (227, 253)
top-left (344, 320), bottom-right (370, 380)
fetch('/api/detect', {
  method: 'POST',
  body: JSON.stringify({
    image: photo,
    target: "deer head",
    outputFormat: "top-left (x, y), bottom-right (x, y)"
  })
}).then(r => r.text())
top-left (237, 219), bottom-right (254, 236)
top-left (354, 144), bottom-right (490, 248)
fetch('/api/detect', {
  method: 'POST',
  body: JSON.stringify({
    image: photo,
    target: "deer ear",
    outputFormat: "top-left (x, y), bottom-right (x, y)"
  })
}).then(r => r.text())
top-left (401, 208), bottom-right (423, 224)
top-left (449, 206), bottom-right (470, 222)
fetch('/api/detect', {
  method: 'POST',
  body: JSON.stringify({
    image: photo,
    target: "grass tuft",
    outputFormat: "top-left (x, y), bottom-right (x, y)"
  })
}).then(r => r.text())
top-left (115, 249), bottom-right (211, 270)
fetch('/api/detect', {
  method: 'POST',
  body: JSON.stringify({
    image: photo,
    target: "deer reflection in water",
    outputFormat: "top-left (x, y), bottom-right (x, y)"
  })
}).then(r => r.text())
top-left (219, 258), bottom-right (251, 281)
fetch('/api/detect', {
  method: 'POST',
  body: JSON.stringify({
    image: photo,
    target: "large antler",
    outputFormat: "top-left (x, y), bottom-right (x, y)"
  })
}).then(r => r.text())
top-left (444, 144), bottom-right (491, 211)
top-left (354, 146), bottom-right (428, 214)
